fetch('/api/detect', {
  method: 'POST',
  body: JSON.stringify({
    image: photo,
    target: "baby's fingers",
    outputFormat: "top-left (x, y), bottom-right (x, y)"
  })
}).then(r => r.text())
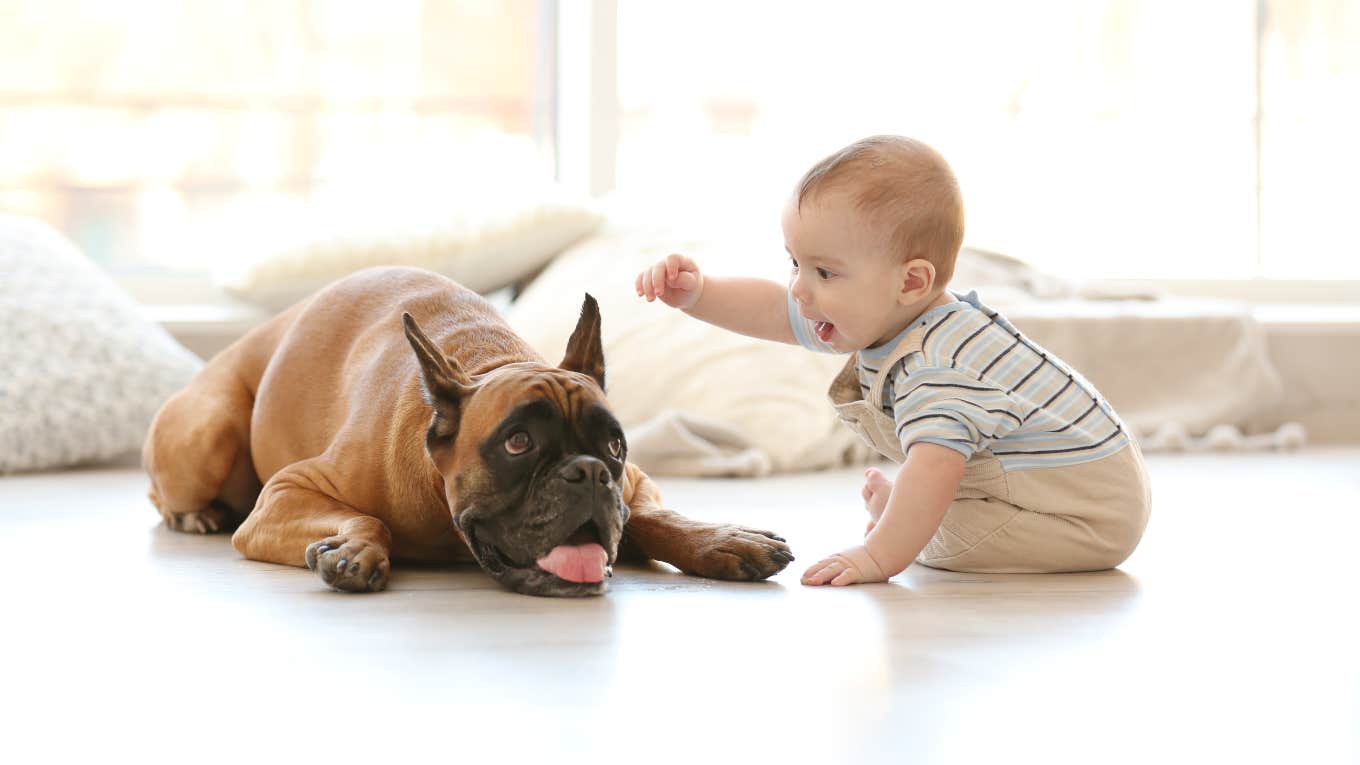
top-left (801, 557), bottom-right (841, 586)
top-left (830, 568), bottom-right (860, 586)
top-left (650, 262), bottom-right (669, 300)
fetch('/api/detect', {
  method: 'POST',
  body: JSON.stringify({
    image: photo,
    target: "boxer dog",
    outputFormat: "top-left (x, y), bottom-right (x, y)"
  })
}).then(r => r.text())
top-left (143, 266), bottom-right (793, 596)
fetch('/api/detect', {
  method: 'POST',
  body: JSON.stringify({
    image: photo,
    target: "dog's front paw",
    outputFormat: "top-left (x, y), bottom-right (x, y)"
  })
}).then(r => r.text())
top-left (305, 536), bottom-right (390, 592)
top-left (680, 524), bottom-right (795, 581)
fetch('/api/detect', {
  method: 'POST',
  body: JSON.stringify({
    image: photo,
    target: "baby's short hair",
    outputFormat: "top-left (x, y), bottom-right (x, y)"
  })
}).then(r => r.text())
top-left (797, 135), bottom-right (964, 285)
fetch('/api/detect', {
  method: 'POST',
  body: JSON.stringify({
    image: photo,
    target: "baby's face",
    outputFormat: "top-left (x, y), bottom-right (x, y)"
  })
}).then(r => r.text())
top-left (782, 191), bottom-right (911, 352)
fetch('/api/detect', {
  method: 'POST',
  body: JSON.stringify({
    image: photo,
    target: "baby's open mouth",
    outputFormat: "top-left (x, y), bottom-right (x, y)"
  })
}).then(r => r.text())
top-left (815, 321), bottom-right (835, 343)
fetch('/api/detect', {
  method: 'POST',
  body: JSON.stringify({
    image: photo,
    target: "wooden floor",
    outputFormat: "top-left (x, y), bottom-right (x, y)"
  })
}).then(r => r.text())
top-left (1, 449), bottom-right (1356, 764)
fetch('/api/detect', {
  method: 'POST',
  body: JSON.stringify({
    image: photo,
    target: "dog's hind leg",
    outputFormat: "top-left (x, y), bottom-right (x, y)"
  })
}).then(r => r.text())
top-left (144, 304), bottom-right (305, 533)
top-left (232, 458), bottom-right (393, 592)
top-left (143, 366), bottom-right (260, 534)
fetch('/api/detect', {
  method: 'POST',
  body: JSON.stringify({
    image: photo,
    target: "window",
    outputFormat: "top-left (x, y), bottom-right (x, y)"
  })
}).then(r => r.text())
top-left (6, 2), bottom-right (1355, 288)
top-left (1261, 0), bottom-right (1360, 278)
top-left (0, 1), bottom-right (553, 279)
top-left (615, 1), bottom-right (1358, 281)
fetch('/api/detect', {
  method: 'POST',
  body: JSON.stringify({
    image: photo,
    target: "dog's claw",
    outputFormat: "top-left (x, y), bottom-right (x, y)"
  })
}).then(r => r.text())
top-left (337, 558), bottom-right (348, 572)
top-left (348, 562), bottom-right (361, 575)
top-left (605, 565), bottom-right (614, 578)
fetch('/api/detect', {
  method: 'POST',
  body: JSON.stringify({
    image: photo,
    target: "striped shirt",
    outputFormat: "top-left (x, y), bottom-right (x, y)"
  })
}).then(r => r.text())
top-left (789, 290), bottom-right (1130, 471)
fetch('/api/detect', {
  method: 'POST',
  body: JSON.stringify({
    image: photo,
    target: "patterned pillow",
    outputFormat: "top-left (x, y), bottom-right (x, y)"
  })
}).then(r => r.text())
top-left (0, 215), bottom-right (202, 473)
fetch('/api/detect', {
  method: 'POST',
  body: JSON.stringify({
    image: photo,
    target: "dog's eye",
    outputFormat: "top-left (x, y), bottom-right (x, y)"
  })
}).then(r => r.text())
top-left (607, 437), bottom-right (623, 459)
top-left (505, 431), bottom-right (533, 455)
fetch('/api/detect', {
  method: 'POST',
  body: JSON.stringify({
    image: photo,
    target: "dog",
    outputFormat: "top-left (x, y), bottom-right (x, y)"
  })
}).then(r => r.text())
top-left (143, 266), bottom-right (793, 596)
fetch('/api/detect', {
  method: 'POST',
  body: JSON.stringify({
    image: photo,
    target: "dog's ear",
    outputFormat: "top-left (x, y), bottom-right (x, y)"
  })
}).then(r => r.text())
top-left (559, 293), bottom-right (606, 390)
top-left (403, 312), bottom-right (473, 418)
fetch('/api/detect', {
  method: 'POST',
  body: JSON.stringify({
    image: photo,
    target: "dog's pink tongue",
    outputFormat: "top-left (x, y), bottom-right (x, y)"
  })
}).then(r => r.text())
top-left (535, 543), bottom-right (608, 583)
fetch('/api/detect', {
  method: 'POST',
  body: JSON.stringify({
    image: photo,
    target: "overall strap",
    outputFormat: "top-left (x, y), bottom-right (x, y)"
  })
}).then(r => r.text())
top-left (866, 325), bottom-right (926, 411)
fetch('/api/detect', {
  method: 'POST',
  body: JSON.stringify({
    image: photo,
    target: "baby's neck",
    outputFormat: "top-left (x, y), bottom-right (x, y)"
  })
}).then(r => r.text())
top-left (915, 289), bottom-right (956, 318)
top-left (899, 289), bottom-right (955, 329)
top-left (869, 289), bottom-right (955, 351)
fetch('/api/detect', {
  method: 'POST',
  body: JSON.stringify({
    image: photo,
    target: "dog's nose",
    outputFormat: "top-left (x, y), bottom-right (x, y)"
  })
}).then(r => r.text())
top-left (559, 456), bottom-right (610, 486)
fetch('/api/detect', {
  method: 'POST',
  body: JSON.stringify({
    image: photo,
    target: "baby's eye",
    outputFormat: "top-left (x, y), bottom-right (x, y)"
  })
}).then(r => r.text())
top-left (816, 267), bottom-right (833, 280)
top-left (789, 255), bottom-right (799, 272)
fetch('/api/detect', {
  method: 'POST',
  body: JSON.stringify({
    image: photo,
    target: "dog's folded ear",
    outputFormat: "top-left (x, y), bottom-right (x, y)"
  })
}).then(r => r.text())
top-left (402, 313), bottom-right (473, 411)
top-left (559, 293), bottom-right (606, 391)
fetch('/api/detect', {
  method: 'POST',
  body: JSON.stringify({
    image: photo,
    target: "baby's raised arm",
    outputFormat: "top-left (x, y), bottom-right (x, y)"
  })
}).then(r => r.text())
top-left (636, 253), bottom-right (796, 345)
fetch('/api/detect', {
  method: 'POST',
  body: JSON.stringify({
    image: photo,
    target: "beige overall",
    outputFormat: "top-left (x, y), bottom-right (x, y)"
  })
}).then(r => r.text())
top-left (830, 326), bottom-right (1151, 573)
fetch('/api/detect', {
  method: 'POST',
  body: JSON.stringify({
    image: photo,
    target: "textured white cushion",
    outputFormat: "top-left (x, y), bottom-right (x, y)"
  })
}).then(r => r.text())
top-left (0, 215), bottom-right (202, 473)
top-left (215, 186), bottom-right (604, 311)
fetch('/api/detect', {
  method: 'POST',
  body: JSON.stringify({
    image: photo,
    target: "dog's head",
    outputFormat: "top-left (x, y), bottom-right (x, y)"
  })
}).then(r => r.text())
top-left (402, 295), bottom-right (627, 597)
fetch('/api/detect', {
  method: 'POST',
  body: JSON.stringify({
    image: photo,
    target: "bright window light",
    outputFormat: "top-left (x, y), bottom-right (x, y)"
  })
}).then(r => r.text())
top-left (0, 0), bottom-right (553, 277)
top-left (616, 0), bottom-right (1358, 280)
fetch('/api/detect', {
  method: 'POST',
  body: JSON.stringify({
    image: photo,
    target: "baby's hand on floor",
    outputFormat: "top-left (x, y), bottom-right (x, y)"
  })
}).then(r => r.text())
top-left (801, 545), bottom-right (887, 586)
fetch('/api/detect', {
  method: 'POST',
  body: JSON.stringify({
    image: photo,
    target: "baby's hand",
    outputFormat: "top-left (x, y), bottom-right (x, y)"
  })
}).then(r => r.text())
top-left (801, 545), bottom-right (888, 587)
top-left (635, 253), bottom-right (703, 309)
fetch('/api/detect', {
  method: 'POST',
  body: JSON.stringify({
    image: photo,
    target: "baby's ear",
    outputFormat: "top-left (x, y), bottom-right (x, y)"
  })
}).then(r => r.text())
top-left (899, 258), bottom-right (937, 302)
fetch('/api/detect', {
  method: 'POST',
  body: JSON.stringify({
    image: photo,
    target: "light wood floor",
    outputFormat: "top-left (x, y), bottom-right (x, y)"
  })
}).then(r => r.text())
top-left (1, 449), bottom-right (1356, 764)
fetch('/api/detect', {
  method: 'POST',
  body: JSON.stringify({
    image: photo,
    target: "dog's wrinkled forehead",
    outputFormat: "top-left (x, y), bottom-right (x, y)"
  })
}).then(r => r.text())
top-left (463, 364), bottom-right (610, 432)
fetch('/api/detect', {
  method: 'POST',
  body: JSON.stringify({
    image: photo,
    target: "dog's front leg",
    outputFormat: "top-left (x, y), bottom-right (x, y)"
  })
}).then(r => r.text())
top-left (619, 463), bottom-right (795, 581)
top-left (232, 459), bottom-right (393, 593)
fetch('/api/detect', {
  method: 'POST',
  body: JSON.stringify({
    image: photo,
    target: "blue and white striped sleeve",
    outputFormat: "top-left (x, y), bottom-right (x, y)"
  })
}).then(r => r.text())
top-left (786, 291), bottom-right (837, 353)
top-left (889, 365), bottom-right (1026, 460)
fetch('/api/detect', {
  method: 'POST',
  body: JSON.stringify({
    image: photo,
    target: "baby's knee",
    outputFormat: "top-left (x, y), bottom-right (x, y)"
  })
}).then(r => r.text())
top-left (1087, 507), bottom-right (1150, 570)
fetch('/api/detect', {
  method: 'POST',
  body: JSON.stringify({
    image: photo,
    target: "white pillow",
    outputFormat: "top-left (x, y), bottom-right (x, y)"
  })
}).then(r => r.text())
top-left (0, 215), bottom-right (203, 473)
top-left (505, 223), bottom-right (875, 477)
top-left (214, 186), bottom-right (603, 311)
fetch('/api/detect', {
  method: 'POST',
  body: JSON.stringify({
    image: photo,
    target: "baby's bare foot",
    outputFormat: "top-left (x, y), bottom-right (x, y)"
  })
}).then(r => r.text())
top-left (862, 467), bottom-right (892, 532)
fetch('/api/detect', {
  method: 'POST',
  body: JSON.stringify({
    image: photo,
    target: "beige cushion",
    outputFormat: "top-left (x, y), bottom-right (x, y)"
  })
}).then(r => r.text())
top-left (216, 186), bottom-right (603, 311)
top-left (505, 223), bottom-right (874, 477)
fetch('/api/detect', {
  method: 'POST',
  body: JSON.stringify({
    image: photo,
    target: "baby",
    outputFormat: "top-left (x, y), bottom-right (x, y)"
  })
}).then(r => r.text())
top-left (635, 135), bottom-right (1151, 586)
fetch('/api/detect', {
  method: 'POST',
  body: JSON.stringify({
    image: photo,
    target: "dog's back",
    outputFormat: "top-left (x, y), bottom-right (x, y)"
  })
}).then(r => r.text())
top-left (145, 266), bottom-right (536, 538)
top-left (249, 267), bottom-right (537, 481)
